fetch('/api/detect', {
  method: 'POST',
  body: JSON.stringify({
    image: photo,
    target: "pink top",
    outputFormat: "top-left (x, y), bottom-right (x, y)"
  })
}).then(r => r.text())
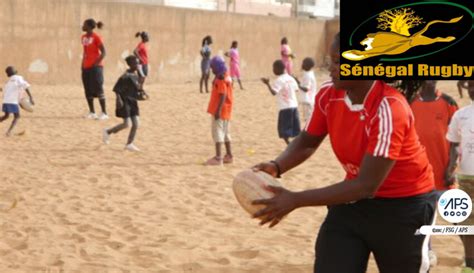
top-left (281, 44), bottom-right (293, 74)
top-left (230, 48), bottom-right (239, 65)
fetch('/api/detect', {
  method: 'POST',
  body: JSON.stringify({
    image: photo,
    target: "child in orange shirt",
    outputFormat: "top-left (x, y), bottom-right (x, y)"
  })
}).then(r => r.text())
top-left (205, 56), bottom-right (233, 166)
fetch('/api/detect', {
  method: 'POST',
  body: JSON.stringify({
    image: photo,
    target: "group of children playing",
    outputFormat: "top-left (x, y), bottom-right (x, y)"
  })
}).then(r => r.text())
top-left (0, 18), bottom-right (149, 153)
top-left (204, 43), bottom-right (317, 165)
top-left (0, 28), bottom-right (317, 162)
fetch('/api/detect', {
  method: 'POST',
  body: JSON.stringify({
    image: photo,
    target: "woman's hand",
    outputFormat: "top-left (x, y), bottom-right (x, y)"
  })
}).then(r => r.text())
top-left (252, 161), bottom-right (278, 177)
top-left (252, 186), bottom-right (298, 228)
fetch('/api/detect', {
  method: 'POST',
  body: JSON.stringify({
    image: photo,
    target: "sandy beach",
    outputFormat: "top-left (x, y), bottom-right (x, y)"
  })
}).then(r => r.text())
top-left (0, 76), bottom-right (467, 273)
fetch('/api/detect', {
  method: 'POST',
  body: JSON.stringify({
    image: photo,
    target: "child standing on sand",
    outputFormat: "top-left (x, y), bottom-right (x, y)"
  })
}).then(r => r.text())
top-left (224, 41), bottom-right (244, 90)
top-left (261, 60), bottom-right (300, 145)
top-left (296, 57), bottom-right (317, 124)
top-left (205, 56), bottom-right (234, 166)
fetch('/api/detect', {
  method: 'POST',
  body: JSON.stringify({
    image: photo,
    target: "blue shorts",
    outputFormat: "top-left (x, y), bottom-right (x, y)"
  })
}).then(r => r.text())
top-left (2, 103), bottom-right (19, 114)
top-left (278, 108), bottom-right (301, 138)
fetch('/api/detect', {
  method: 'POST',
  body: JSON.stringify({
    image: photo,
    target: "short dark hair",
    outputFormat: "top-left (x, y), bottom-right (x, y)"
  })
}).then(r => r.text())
top-left (302, 57), bottom-right (315, 70)
top-left (273, 60), bottom-right (285, 73)
top-left (5, 66), bottom-right (16, 77)
top-left (125, 55), bottom-right (138, 66)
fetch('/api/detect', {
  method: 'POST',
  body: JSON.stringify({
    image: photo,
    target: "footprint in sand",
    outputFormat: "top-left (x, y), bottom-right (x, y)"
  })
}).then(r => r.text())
top-left (76, 224), bottom-right (111, 240)
top-left (106, 241), bottom-right (125, 250)
top-left (230, 250), bottom-right (260, 259)
top-left (3, 229), bottom-right (28, 251)
top-left (0, 190), bottom-right (18, 212)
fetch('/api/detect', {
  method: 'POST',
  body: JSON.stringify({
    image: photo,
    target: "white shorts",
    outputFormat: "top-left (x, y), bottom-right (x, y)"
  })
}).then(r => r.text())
top-left (211, 118), bottom-right (231, 143)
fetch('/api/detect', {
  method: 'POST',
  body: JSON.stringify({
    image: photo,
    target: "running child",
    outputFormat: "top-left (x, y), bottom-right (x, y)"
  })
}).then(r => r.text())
top-left (261, 60), bottom-right (300, 145)
top-left (0, 66), bottom-right (34, 136)
top-left (205, 56), bottom-right (234, 166)
top-left (224, 41), bottom-right (244, 90)
top-left (102, 56), bottom-right (142, 152)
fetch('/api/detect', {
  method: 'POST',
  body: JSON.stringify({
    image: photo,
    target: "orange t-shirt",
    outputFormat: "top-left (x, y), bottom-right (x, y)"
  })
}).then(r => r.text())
top-left (305, 80), bottom-right (434, 198)
top-left (81, 32), bottom-right (104, 69)
top-left (410, 91), bottom-right (458, 190)
top-left (207, 73), bottom-right (233, 120)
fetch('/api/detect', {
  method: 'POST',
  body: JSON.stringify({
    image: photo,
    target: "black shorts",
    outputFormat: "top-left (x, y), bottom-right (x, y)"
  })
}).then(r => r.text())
top-left (116, 98), bottom-right (139, 118)
top-left (82, 66), bottom-right (104, 98)
top-left (278, 108), bottom-right (301, 138)
top-left (314, 191), bottom-right (437, 273)
top-left (140, 64), bottom-right (148, 77)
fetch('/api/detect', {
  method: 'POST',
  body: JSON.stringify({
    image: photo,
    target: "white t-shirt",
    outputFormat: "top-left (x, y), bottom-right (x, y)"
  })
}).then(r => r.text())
top-left (299, 70), bottom-right (317, 105)
top-left (446, 103), bottom-right (474, 176)
top-left (3, 75), bottom-right (30, 105)
top-left (272, 73), bottom-right (298, 110)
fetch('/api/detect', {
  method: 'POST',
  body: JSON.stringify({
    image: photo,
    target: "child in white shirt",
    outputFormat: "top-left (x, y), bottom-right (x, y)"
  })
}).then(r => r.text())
top-left (0, 66), bottom-right (34, 136)
top-left (261, 60), bottom-right (300, 145)
top-left (297, 57), bottom-right (317, 124)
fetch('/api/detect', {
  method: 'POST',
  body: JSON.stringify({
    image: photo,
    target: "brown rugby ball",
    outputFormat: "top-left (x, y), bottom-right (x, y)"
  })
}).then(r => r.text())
top-left (233, 169), bottom-right (282, 219)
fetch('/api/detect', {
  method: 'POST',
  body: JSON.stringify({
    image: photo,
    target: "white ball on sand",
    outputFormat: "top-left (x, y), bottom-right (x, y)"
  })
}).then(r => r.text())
top-left (232, 169), bottom-right (281, 219)
top-left (19, 97), bottom-right (34, 112)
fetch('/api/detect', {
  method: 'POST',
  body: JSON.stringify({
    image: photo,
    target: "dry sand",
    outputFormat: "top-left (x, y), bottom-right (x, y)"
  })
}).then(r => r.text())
top-left (0, 74), bottom-right (467, 272)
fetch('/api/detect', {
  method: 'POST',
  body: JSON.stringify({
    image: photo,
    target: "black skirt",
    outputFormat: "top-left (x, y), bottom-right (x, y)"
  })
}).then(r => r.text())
top-left (82, 66), bottom-right (104, 98)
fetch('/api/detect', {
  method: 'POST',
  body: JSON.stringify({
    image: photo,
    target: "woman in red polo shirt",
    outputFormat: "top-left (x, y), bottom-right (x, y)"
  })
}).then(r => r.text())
top-left (81, 18), bottom-right (107, 120)
top-left (252, 33), bottom-right (436, 273)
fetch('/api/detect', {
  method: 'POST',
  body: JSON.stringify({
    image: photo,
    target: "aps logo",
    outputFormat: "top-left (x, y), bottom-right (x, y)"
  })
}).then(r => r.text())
top-left (438, 189), bottom-right (473, 224)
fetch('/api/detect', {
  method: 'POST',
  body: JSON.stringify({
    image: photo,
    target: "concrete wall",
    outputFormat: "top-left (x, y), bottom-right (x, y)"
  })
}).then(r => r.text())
top-left (0, 0), bottom-right (337, 85)
top-left (217, 0), bottom-right (292, 17)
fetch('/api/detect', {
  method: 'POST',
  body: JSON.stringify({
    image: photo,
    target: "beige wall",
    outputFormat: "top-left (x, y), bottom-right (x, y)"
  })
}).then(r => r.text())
top-left (0, 0), bottom-right (337, 85)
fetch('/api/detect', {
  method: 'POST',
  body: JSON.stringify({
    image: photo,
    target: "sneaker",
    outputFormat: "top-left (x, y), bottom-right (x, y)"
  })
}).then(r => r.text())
top-left (428, 250), bottom-right (437, 267)
top-left (223, 154), bottom-right (233, 164)
top-left (125, 143), bottom-right (140, 152)
top-left (205, 156), bottom-right (223, 166)
top-left (102, 129), bottom-right (110, 144)
top-left (98, 113), bottom-right (109, 120)
top-left (461, 267), bottom-right (474, 273)
top-left (85, 112), bottom-right (98, 119)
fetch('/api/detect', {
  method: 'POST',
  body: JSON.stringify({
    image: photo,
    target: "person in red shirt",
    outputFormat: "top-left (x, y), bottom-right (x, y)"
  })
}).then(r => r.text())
top-left (252, 33), bottom-right (436, 273)
top-left (81, 18), bottom-right (107, 120)
top-left (134, 31), bottom-right (149, 86)
top-left (411, 80), bottom-right (458, 191)
top-left (410, 80), bottom-right (458, 268)
top-left (205, 56), bottom-right (233, 166)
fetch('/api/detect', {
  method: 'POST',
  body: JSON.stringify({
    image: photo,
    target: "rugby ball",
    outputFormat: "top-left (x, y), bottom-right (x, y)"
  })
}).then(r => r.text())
top-left (233, 169), bottom-right (282, 219)
top-left (19, 97), bottom-right (34, 112)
